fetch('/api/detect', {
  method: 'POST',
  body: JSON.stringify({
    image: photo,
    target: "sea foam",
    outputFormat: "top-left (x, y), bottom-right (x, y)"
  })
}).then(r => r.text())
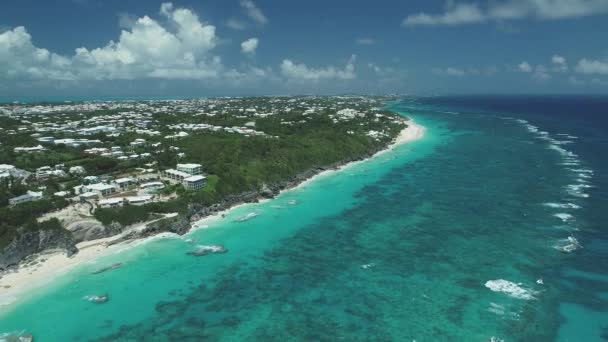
top-left (554, 213), bottom-right (573, 222)
top-left (543, 203), bottom-right (581, 209)
top-left (485, 279), bottom-right (536, 300)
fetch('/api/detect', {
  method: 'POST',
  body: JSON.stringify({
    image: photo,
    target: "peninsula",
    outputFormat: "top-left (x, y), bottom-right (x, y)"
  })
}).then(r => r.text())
top-left (0, 96), bottom-right (418, 292)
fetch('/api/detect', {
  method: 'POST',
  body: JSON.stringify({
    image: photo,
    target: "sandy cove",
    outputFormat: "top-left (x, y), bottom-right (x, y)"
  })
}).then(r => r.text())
top-left (0, 120), bottom-right (425, 311)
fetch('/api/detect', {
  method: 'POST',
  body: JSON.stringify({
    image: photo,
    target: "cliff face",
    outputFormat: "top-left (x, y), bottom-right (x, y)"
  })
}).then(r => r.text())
top-left (0, 228), bottom-right (78, 270)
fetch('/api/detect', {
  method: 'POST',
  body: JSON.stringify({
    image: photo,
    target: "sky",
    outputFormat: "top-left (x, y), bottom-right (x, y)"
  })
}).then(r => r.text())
top-left (1, 0), bottom-right (608, 98)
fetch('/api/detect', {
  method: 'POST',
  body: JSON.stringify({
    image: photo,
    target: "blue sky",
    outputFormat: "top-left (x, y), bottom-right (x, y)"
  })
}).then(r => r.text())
top-left (1, 0), bottom-right (608, 98)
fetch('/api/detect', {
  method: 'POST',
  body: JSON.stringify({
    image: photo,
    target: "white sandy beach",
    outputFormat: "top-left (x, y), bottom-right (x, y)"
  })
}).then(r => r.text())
top-left (0, 120), bottom-right (425, 310)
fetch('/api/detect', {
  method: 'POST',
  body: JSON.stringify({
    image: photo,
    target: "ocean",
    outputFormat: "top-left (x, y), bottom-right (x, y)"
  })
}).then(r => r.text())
top-left (0, 96), bottom-right (606, 341)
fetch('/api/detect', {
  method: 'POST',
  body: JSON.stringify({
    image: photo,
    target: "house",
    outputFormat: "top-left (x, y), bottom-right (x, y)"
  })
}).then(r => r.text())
top-left (9, 191), bottom-right (44, 206)
top-left (183, 175), bottom-right (206, 191)
top-left (176, 163), bottom-right (202, 175)
top-left (114, 177), bottom-right (136, 189)
top-left (69, 166), bottom-right (86, 175)
top-left (54, 191), bottom-right (69, 197)
top-left (98, 197), bottom-right (125, 208)
top-left (0, 164), bottom-right (31, 180)
top-left (84, 176), bottom-right (100, 184)
top-left (84, 183), bottom-right (117, 197)
top-left (14, 145), bottom-right (45, 153)
top-left (126, 195), bottom-right (153, 205)
top-left (162, 169), bottom-right (191, 182)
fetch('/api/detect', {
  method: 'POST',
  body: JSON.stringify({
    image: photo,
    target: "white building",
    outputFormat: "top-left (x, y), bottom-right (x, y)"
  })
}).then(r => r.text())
top-left (14, 145), bottom-right (45, 153)
top-left (83, 183), bottom-right (117, 197)
top-left (176, 163), bottom-right (202, 175)
top-left (183, 175), bottom-right (206, 191)
top-left (9, 191), bottom-right (43, 206)
top-left (114, 177), bottom-right (136, 189)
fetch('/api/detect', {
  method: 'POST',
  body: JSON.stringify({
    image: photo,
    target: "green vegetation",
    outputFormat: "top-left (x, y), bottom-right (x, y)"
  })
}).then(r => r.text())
top-left (0, 96), bottom-right (407, 250)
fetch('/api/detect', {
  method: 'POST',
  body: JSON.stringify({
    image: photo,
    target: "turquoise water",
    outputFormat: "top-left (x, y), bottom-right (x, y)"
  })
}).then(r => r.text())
top-left (1, 97), bottom-right (606, 341)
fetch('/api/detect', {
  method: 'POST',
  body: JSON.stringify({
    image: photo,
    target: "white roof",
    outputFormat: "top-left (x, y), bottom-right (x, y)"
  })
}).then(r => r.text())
top-left (87, 183), bottom-right (116, 191)
top-left (99, 198), bottom-right (124, 205)
top-left (125, 195), bottom-right (152, 203)
top-left (184, 175), bottom-right (206, 182)
top-left (115, 177), bottom-right (135, 184)
top-left (177, 163), bottom-right (202, 169)
top-left (0, 164), bottom-right (15, 170)
top-left (80, 192), bottom-right (98, 198)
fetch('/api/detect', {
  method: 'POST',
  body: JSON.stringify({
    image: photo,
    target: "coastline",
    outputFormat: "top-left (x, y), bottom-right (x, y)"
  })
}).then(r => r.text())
top-left (0, 120), bottom-right (425, 311)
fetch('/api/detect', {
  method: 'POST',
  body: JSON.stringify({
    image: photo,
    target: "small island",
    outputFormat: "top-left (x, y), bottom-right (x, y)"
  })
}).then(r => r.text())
top-left (0, 96), bottom-right (411, 271)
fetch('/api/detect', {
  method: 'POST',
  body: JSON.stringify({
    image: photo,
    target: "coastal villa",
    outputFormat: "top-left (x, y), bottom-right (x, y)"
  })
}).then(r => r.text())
top-left (162, 163), bottom-right (206, 190)
top-left (74, 183), bottom-right (117, 199)
top-left (14, 145), bottom-right (45, 153)
top-left (114, 177), bottom-right (136, 190)
top-left (98, 195), bottom-right (153, 208)
top-left (9, 190), bottom-right (44, 206)
top-left (0, 164), bottom-right (31, 180)
top-left (183, 175), bottom-right (206, 191)
top-left (176, 163), bottom-right (203, 175)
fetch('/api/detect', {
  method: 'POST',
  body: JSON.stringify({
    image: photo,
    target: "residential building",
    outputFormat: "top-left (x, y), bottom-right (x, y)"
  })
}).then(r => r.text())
top-left (114, 177), bottom-right (135, 189)
top-left (176, 163), bottom-right (202, 175)
top-left (9, 191), bottom-right (43, 206)
top-left (84, 183), bottom-right (117, 197)
top-left (183, 175), bottom-right (206, 191)
top-left (162, 169), bottom-right (191, 182)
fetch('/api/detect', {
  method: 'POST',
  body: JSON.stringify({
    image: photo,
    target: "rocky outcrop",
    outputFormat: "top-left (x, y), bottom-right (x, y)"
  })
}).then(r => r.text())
top-left (0, 227), bottom-right (78, 270)
top-left (107, 215), bottom-right (191, 246)
top-left (66, 220), bottom-right (123, 243)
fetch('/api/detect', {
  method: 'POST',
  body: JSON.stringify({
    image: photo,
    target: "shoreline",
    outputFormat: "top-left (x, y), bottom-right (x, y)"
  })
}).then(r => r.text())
top-left (0, 120), bottom-right (425, 312)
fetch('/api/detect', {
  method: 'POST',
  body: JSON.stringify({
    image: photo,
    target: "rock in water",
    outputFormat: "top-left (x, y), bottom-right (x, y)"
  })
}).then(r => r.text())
top-left (186, 245), bottom-right (227, 256)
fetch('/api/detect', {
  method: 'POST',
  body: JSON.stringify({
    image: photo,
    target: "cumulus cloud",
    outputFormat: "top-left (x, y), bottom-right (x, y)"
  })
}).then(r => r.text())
top-left (241, 38), bottom-right (259, 54)
top-left (575, 58), bottom-right (608, 75)
top-left (280, 55), bottom-right (357, 81)
top-left (404, 3), bottom-right (485, 26)
top-left (356, 38), bottom-right (376, 45)
top-left (0, 26), bottom-right (75, 80)
top-left (240, 0), bottom-right (268, 25)
top-left (551, 54), bottom-right (568, 72)
top-left (0, 3), bottom-right (228, 81)
top-left (403, 0), bottom-right (608, 27)
top-left (518, 61), bottom-right (533, 72)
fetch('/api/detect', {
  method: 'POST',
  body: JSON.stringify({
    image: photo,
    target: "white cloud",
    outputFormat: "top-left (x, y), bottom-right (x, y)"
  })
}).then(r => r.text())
top-left (551, 54), bottom-right (568, 72)
top-left (240, 0), bottom-right (268, 25)
top-left (281, 55), bottom-right (357, 81)
top-left (432, 67), bottom-right (466, 76)
top-left (0, 26), bottom-right (75, 80)
top-left (0, 3), bottom-right (228, 81)
top-left (575, 58), bottom-right (608, 75)
top-left (356, 38), bottom-right (376, 45)
top-left (518, 61), bottom-right (533, 72)
top-left (241, 38), bottom-right (259, 54)
top-left (226, 18), bottom-right (246, 30)
top-left (404, 3), bottom-right (485, 26)
top-left (404, 0), bottom-right (608, 26)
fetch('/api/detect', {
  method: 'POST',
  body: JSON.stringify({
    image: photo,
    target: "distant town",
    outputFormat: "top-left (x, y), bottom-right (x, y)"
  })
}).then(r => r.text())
top-left (0, 96), bottom-right (408, 268)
